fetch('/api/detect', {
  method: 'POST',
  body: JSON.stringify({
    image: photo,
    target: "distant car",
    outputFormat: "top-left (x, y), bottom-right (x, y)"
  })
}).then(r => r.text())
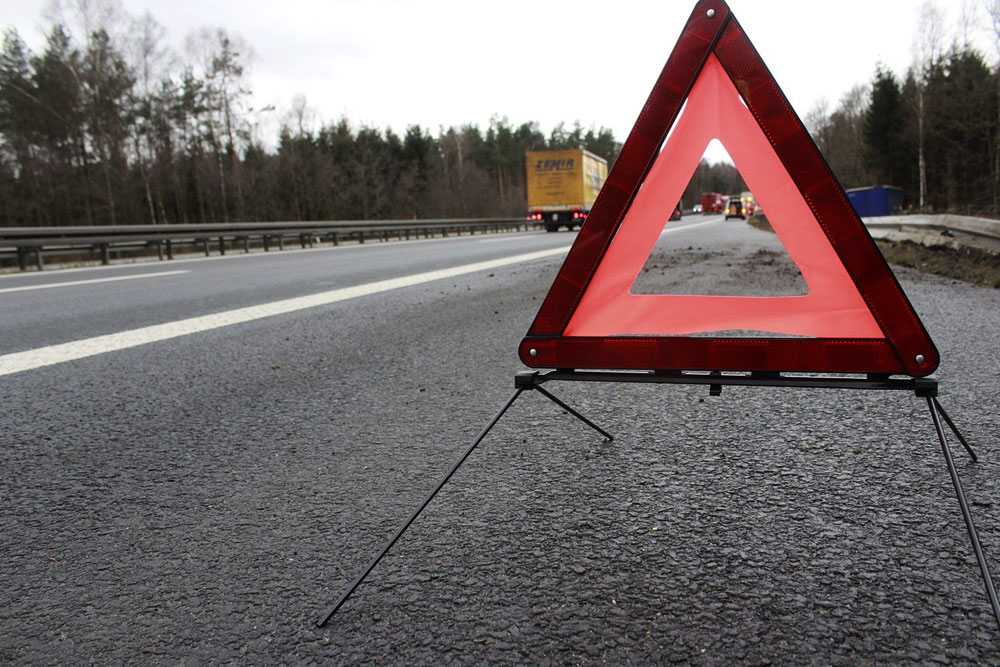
top-left (724, 198), bottom-right (745, 219)
top-left (670, 202), bottom-right (682, 221)
top-left (692, 203), bottom-right (703, 213)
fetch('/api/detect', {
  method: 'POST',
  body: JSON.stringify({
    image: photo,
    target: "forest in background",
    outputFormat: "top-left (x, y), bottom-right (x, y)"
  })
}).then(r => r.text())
top-left (0, 11), bottom-right (623, 227)
top-left (2, 1), bottom-right (999, 227)
top-left (808, 2), bottom-right (1000, 217)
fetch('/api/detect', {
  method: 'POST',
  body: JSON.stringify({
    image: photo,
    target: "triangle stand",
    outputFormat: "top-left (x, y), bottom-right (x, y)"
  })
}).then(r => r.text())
top-left (314, 372), bottom-right (612, 628)
top-left (316, 370), bottom-right (1000, 634)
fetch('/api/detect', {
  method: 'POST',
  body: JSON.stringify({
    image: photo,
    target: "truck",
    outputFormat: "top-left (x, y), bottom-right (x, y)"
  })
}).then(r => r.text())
top-left (845, 186), bottom-right (904, 217)
top-left (525, 149), bottom-right (608, 232)
top-left (700, 192), bottom-right (725, 214)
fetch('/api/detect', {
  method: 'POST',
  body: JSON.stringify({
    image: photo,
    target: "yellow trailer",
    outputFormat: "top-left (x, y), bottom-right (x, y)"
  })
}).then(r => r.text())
top-left (525, 149), bottom-right (608, 231)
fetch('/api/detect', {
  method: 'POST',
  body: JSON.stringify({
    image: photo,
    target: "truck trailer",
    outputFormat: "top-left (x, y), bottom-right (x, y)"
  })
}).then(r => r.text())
top-left (846, 186), bottom-right (904, 217)
top-left (701, 191), bottom-right (724, 214)
top-left (525, 149), bottom-right (608, 232)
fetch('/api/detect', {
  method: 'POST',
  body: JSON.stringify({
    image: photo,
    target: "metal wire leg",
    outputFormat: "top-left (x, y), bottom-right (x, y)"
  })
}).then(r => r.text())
top-left (927, 397), bottom-right (1000, 632)
top-left (533, 385), bottom-right (614, 442)
top-left (315, 387), bottom-right (526, 627)
top-left (932, 397), bottom-right (977, 462)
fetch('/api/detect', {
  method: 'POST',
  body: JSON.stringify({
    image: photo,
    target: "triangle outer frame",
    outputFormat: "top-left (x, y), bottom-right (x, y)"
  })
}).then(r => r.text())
top-left (519, 0), bottom-right (939, 377)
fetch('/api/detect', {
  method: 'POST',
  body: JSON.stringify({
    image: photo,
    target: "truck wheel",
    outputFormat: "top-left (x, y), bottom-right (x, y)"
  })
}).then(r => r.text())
top-left (545, 224), bottom-right (559, 232)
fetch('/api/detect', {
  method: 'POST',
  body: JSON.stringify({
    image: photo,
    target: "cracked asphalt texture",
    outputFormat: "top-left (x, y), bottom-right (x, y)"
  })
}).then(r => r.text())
top-left (2, 223), bottom-right (999, 664)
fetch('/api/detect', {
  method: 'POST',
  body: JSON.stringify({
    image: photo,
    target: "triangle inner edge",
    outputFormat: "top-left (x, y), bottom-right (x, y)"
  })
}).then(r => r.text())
top-left (562, 54), bottom-right (881, 339)
top-left (631, 139), bottom-right (808, 298)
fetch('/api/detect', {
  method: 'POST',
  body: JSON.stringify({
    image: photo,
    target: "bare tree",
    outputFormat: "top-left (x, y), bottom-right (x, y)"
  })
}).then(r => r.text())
top-left (819, 84), bottom-right (874, 188)
top-left (286, 93), bottom-right (316, 138)
top-left (42, 0), bottom-right (127, 47)
top-left (125, 12), bottom-right (169, 223)
top-left (958, 0), bottom-right (980, 48)
top-left (913, 1), bottom-right (945, 212)
top-left (985, 0), bottom-right (1000, 212)
top-left (184, 27), bottom-right (254, 221)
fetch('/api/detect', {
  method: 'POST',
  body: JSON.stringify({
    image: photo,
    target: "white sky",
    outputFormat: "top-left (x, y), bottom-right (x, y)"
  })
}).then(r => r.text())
top-left (3, 0), bottom-right (996, 157)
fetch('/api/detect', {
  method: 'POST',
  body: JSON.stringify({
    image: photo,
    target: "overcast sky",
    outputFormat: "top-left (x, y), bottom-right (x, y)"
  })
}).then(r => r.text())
top-left (3, 0), bottom-right (995, 156)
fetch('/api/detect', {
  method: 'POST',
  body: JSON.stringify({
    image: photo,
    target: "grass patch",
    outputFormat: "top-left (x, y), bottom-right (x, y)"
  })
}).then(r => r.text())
top-left (874, 239), bottom-right (1000, 288)
top-left (746, 213), bottom-right (1000, 288)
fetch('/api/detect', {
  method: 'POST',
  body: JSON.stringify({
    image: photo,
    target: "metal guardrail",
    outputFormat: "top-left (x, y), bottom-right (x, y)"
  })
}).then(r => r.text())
top-left (3, 214), bottom-right (996, 273)
top-left (862, 214), bottom-right (1000, 255)
top-left (0, 218), bottom-right (542, 271)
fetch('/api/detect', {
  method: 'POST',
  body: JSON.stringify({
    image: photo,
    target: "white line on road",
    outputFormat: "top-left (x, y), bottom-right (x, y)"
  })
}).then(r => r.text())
top-left (475, 232), bottom-right (546, 243)
top-left (661, 218), bottom-right (723, 235)
top-left (0, 246), bottom-right (570, 377)
top-left (0, 270), bottom-right (189, 294)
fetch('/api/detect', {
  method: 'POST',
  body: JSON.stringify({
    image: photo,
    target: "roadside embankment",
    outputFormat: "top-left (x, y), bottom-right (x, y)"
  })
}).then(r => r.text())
top-left (748, 213), bottom-right (1000, 288)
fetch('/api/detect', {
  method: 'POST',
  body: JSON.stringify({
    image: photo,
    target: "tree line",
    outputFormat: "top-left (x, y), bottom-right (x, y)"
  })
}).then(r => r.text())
top-left (3, 2), bottom-right (1000, 228)
top-left (808, 3), bottom-right (1000, 217)
top-left (0, 5), bottom-right (621, 227)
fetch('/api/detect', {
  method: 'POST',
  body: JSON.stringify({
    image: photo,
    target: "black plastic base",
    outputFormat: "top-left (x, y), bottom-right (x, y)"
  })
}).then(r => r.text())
top-left (516, 368), bottom-right (938, 396)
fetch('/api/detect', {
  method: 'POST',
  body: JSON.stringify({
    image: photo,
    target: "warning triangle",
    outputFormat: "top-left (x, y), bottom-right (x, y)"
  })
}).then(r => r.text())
top-left (519, 0), bottom-right (938, 377)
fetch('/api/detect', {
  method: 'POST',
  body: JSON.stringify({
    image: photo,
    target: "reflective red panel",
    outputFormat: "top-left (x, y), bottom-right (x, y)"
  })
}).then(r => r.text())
top-left (564, 55), bottom-right (880, 340)
top-left (520, 0), bottom-right (938, 376)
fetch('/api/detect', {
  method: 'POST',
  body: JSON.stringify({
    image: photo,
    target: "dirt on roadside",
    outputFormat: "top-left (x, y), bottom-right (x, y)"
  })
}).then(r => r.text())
top-left (747, 213), bottom-right (1000, 289)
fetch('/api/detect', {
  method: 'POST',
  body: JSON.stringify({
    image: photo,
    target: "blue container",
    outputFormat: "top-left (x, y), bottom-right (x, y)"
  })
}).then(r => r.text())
top-left (846, 186), bottom-right (905, 217)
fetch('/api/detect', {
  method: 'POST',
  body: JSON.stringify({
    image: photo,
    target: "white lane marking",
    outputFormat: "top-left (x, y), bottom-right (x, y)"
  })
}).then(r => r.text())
top-left (660, 218), bottom-right (723, 235)
top-left (0, 246), bottom-right (570, 377)
top-left (0, 270), bottom-right (189, 294)
top-left (475, 232), bottom-right (546, 243)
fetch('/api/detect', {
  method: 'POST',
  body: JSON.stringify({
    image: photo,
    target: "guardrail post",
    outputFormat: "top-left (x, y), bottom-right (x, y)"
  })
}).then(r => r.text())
top-left (278, 236), bottom-right (284, 251)
top-left (166, 239), bottom-right (173, 260)
top-left (218, 237), bottom-right (226, 255)
top-left (35, 247), bottom-right (44, 271)
top-left (299, 233), bottom-right (307, 249)
top-left (263, 235), bottom-right (270, 252)
top-left (99, 243), bottom-right (110, 265)
top-left (332, 232), bottom-right (339, 246)
top-left (243, 237), bottom-right (250, 253)
top-left (17, 247), bottom-right (27, 271)
top-left (154, 241), bottom-right (163, 260)
top-left (203, 239), bottom-right (210, 257)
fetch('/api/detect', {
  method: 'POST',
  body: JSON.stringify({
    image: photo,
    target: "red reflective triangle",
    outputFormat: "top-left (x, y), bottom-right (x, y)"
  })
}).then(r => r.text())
top-left (519, 0), bottom-right (938, 377)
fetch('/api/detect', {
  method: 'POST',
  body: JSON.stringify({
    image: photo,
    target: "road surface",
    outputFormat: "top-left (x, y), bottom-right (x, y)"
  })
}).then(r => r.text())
top-left (1, 217), bottom-right (998, 663)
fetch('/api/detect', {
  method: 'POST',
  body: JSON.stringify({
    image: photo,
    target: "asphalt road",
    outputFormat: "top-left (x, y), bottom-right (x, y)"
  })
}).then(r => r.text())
top-left (0, 228), bottom-right (575, 355)
top-left (1, 218), bottom-right (999, 664)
